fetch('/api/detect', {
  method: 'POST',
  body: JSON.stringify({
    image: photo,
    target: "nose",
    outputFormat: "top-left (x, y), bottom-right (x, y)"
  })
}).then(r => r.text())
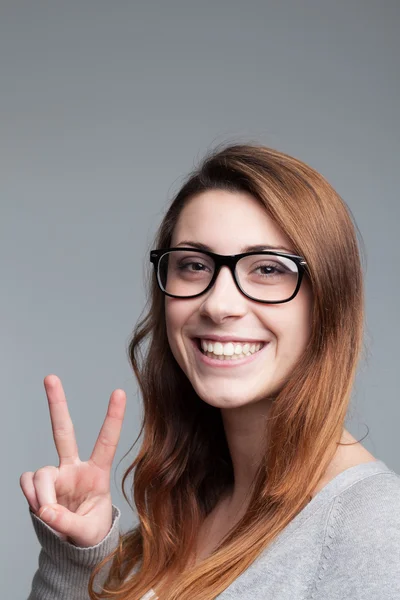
top-left (198, 265), bottom-right (248, 323)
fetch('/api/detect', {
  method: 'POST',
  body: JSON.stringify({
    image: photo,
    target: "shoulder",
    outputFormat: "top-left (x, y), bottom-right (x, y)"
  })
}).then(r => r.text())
top-left (332, 468), bottom-right (400, 534)
top-left (332, 469), bottom-right (400, 527)
top-left (310, 469), bottom-right (400, 599)
top-left (318, 468), bottom-right (400, 559)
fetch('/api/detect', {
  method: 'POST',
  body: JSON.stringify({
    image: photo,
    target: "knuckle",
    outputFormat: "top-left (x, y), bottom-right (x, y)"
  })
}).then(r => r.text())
top-left (19, 471), bottom-right (33, 490)
top-left (98, 435), bottom-right (117, 448)
top-left (34, 466), bottom-right (56, 480)
top-left (53, 426), bottom-right (74, 438)
top-left (20, 471), bottom-right (33, 483)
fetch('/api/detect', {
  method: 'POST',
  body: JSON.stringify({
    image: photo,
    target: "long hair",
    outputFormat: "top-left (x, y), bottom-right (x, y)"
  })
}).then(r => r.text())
top-left (89, 143), bottom-right (366, 599)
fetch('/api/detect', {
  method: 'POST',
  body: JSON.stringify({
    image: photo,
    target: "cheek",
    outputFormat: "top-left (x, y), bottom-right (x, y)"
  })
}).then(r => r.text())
top-left (264, 296), bottom-right (312, 359)
top-left (284, 296), bottom-right (313, 358)
top-left (165, 299), bottom-right (191, 359)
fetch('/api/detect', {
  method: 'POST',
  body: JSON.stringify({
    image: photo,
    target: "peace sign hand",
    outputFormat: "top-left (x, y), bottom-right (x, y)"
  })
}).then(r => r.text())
top-left (20, 375), bottom-right (126, 548)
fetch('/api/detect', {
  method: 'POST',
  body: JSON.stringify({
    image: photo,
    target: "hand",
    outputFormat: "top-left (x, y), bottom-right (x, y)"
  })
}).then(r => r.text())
top-left (20, 374), bottom-right (126, 547)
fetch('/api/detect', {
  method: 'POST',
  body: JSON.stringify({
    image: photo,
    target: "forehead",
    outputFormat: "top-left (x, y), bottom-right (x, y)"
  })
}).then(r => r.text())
top-left (171, 189), bottom-right (294, 253)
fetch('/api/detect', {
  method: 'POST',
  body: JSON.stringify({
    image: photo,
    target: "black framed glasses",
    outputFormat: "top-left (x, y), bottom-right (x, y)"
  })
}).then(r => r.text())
top-left (150, 247), bottom-right (308, 304)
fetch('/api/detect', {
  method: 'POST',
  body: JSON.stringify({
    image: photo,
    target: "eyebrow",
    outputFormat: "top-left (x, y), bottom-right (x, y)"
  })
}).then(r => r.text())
top-left (174, 240), bottom-right (295, 254)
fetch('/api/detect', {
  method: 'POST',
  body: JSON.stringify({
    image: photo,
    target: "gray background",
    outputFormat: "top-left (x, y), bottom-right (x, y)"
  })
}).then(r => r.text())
top-left (1, 1), bottom-right (399, 595)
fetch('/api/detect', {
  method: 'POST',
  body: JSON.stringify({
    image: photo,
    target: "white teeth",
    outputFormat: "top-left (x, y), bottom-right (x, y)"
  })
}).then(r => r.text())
top-left (213, 342), bottom-right (223, 355)
top-left (198, 339), bottom-right (264, 359)
top-left (223, 343), bottom-right (234, 356)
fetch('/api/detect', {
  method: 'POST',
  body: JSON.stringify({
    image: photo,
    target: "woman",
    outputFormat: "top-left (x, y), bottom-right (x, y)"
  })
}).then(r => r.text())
top-left (22, 143), bottom-right (400, 600)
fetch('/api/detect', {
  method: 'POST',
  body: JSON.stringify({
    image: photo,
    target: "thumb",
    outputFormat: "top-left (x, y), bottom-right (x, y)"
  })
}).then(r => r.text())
top-left (38, 505), bottom-right (60, 525)
top-left (38, 504), bottom-right (82, 542)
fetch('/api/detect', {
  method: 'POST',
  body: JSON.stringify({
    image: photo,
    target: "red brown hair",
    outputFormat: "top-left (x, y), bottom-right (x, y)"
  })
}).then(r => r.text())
top-left (89, 143), bottom-right (366, 599)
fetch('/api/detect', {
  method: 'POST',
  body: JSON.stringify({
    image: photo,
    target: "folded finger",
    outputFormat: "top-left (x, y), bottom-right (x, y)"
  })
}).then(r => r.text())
top-left (33, 466), bottom-right (58, 507)
top-left (20, 472), bottom-right (40, 513)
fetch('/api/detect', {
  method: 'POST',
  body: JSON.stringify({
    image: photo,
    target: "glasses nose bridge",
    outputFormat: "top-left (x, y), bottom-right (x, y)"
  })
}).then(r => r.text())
top-left (211, 254), bottom-right (240, 291)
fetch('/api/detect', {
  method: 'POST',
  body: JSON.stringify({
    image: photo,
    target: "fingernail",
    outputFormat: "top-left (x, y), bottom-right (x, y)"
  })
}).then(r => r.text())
top-left (39, 507), bottom-right (55, 523)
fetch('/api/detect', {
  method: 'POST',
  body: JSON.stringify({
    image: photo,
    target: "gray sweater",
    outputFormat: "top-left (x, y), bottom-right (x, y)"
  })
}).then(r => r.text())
top-left (28, 459), bottom-right (400, 599)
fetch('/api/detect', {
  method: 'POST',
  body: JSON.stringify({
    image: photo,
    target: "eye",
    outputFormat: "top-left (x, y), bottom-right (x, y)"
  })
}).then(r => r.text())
top-left (254, 264), bottom-right (284, 276)
top-left (178, 260), bottom-right (210, 272)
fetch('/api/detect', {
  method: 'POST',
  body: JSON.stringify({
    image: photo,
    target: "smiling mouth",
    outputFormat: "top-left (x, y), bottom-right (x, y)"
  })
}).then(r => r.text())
top-left (196, 338), bottom-right (265, 360)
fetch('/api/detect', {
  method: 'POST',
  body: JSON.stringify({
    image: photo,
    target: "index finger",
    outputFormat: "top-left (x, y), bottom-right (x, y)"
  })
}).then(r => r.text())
top-left (90, 389), bottom-right (126, 471)
top-left (43, 374), bottom-right (79, 465)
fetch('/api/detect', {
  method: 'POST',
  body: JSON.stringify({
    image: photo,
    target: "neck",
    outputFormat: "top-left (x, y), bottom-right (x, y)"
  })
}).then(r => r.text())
top-left (220, 396), bottom-right (273, 507)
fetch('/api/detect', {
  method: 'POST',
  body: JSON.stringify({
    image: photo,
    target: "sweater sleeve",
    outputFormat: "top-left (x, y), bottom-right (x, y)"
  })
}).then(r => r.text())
top-left (27, 505), bottom-right (121, 600)
top-left (309, 473), bottom-right (400, 600)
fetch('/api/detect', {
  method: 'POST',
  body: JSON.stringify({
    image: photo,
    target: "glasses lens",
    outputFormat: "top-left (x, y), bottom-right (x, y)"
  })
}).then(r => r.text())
top-left (158, 250), bottom-right (214, 297)
top-left (236, 254), bottom-right (299, 301)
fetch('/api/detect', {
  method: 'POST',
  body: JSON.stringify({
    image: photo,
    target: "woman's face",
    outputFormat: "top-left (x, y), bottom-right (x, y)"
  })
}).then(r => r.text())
top-left (165, 189), bottom-right (313, 409)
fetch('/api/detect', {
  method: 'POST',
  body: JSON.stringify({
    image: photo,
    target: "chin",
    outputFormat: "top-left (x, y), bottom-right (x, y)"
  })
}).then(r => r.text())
top-left (200, 397), bottom-right (252, 409)
top-left (194, 385), bottom-right (267, 409)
